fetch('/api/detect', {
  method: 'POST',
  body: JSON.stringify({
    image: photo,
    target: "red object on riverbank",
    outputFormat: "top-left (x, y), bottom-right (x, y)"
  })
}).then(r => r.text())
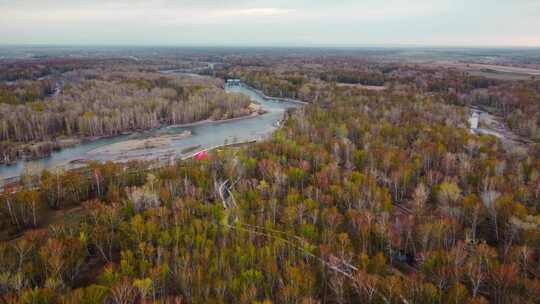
top-left (194, 151), bottom-right (209, 160)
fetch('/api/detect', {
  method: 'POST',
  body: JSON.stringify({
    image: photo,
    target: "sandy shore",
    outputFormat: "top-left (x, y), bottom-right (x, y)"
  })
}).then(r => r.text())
top-left (90, 131), bottom-right (192, 155)
top-left (336, 83), bottom-right (387, 91)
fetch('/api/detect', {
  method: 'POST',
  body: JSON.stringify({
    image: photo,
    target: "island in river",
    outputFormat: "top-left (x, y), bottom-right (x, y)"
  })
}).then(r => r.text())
top-left (89, 131), bottom-right (192, 155)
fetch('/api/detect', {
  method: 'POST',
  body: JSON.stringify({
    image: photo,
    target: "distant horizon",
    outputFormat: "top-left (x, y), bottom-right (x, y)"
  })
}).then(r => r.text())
top-left (1, 43), bottom-right (540, 50)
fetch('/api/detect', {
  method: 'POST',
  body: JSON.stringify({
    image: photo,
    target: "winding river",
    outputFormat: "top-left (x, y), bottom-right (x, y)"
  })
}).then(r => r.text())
top-left (0, 82), bottom-right (303, 182)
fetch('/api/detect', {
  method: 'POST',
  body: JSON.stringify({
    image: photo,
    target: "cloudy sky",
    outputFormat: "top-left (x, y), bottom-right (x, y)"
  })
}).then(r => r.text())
top-left (1, 0), bottom-right (539, 47)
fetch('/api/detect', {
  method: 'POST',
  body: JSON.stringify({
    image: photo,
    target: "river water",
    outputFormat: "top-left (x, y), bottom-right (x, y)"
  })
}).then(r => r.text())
top-left (0, 84), bottom-right (301, 181)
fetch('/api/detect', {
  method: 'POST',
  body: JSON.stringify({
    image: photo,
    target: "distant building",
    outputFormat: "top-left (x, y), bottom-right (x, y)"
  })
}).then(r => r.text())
top-left (226, 79), bottom-right (241, 86)
top-left (469, 111), bottom-right (480, 130)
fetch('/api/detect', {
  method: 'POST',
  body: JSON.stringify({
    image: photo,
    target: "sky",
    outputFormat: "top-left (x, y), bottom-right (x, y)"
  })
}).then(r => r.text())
top-left (1, 0), bottom-right (539, 47)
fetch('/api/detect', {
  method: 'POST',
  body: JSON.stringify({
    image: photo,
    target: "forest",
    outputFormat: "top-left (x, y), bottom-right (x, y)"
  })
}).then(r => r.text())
top-left (0, 51), bottom-right (539, 303)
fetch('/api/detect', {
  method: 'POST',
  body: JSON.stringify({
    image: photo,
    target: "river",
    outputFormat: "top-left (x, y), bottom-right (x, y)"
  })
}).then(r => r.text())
top-left (0, 83), bottom-right (302, 182)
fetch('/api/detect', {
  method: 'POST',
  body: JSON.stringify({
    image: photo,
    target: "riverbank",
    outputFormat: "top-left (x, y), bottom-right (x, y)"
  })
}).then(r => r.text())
top-left (0, 102), bottom-right (262, 167)
top-left (167, 104), bottom-right (266, 129)
top-left (238, 83), bottom-right (309, 105)
top-left (1, 138), bottom-right (82, 166)
top-left (0, 82), bottom-right (302, 182)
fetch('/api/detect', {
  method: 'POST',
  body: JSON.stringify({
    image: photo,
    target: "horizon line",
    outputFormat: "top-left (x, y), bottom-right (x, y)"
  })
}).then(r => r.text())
top-left (1, 43), bottom-right (540, 50)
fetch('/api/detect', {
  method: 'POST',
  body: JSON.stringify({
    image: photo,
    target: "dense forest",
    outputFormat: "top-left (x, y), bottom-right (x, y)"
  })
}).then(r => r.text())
top-left (1, 53), bottom-right (540, 303)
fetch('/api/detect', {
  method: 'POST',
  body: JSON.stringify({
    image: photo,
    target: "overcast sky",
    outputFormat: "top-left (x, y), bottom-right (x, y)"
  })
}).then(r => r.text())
top-left (1, 0), bottom-right (539, 47)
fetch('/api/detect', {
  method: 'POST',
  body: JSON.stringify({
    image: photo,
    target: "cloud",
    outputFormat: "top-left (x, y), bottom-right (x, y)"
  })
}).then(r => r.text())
top-left (1, 1), bottom-right (291, 25)
top-left (0, 0), bottom-right (538, 46)
top-left (0, 0), bottom-right (254, 10)
top-left (213, 8), bottom-right (291, 17)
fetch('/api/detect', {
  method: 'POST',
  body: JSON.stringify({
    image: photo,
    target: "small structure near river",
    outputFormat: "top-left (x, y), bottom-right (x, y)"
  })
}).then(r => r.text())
top-left (226, 79), bottom-right (241, 86)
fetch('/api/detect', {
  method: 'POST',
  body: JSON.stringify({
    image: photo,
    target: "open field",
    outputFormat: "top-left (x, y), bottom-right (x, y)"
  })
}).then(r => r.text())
top-left (428, 60), bottom-right (540, 80)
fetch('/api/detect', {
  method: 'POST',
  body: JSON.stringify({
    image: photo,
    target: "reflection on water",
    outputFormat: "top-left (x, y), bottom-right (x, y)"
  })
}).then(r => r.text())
top-left (0, 84), bottom-right (301, 181)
